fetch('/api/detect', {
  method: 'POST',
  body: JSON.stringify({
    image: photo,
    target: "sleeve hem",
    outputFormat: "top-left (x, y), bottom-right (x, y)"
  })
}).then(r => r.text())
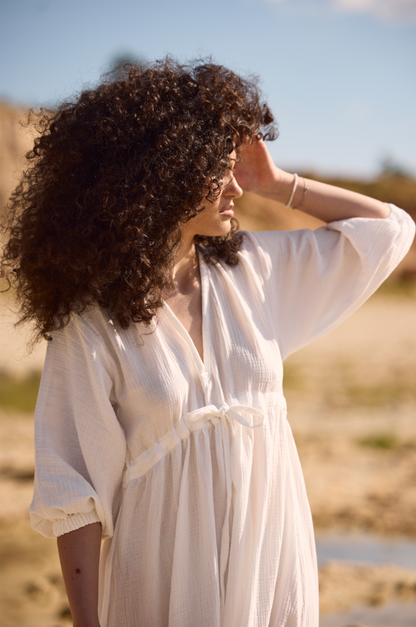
top-left (53, 510), bottom-right (102, 537)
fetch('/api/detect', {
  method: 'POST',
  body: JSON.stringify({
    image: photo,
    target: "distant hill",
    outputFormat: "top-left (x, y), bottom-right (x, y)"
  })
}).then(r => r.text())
top-left (1, 101), bottom-right (414, 282)
top-left (0, 101), bottom-right (38, 218)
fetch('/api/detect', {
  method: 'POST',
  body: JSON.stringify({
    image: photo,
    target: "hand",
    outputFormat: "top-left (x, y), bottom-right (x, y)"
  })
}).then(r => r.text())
top-left (234, 138), bottom-right (281, 195)
top-left (235, 137), bottom-right (390, 221)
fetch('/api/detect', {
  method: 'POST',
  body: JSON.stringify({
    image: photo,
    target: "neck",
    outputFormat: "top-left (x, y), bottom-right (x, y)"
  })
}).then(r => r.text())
top-left (170, 234), bottom-right (199, 294)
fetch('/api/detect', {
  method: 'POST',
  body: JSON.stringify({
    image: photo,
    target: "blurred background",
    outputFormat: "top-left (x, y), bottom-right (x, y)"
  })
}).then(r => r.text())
top-left (1, 1), bottom-right (416, 625)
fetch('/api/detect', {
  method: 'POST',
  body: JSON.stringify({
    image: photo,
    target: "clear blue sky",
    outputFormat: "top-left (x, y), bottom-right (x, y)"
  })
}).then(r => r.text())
top-left (1, 0), bottom-right (415, 178)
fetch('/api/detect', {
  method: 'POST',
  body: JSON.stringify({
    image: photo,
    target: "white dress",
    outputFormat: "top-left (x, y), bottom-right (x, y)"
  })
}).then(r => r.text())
top-left (30, 205), bottom-right (414, 627)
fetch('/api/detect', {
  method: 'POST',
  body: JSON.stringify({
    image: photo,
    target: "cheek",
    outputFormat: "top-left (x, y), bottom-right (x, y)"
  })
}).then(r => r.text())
top-left (196, 199), bottom-right (220, 221)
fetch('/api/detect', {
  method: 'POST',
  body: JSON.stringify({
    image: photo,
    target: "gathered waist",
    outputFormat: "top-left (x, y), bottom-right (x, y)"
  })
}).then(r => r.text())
top-left (123, 402), bottom-right (266, 487)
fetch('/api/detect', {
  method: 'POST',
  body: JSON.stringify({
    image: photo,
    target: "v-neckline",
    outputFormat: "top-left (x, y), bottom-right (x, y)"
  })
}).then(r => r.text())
top-left (162, 249), bottom-right (210, 376)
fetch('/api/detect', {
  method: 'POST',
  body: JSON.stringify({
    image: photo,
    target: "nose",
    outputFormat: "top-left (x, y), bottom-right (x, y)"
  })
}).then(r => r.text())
top-left (225, 175), bottom-right (243, 199)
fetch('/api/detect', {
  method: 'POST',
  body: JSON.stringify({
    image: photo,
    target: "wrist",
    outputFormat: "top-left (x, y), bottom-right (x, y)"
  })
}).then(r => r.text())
top-left (72, 612), bottom-right (100, 627)
top-left (71, 605), bottom-right (100, 627)
top-left (255, 169), bottom-right (296, 203)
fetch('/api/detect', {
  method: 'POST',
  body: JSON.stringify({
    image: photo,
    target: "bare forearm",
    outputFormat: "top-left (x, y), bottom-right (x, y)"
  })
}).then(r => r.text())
top-left (57, 522), bottom-right (102, 627)
top-left (258, 170), bottom-right (390, 222)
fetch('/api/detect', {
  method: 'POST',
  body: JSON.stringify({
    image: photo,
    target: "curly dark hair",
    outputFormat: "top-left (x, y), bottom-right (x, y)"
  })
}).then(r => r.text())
top-left (1, 57), bottom-right (277, 341)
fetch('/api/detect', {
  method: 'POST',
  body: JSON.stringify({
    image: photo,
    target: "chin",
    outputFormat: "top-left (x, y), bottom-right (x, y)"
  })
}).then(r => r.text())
top-left (198, 224), bottom-right (232, 239)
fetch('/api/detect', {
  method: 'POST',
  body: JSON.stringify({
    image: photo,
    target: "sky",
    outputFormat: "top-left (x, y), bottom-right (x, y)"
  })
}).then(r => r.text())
top-left (1, 0), bottom-right (415, 178)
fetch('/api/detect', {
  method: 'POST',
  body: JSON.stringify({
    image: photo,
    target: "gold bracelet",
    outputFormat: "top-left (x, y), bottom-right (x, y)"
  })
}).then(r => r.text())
top-left (284, 173), bottom-right (298, 208)
top-left (293, 177), bottom-right (309, 210)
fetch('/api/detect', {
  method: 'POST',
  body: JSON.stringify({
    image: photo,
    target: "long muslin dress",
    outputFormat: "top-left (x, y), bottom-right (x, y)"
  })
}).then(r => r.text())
top-left (30, 204), bottom-right (415, 627)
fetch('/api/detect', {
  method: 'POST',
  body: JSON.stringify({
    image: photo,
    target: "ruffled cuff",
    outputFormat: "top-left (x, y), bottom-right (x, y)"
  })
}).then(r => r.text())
top-left (53, 509), bottom-right (101, 537)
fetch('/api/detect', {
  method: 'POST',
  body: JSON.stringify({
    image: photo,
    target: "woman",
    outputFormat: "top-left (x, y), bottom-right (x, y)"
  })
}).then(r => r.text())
top-left (1, 58), bottom-right (414, 627)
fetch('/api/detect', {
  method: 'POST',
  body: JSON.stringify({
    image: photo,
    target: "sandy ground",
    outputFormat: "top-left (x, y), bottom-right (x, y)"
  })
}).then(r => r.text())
top-left (1, 290), bottom-right (416, 625)
top-left (284, 293), bottom-right (416, 539)
top-left (0, 294), bottom-right (47, 377)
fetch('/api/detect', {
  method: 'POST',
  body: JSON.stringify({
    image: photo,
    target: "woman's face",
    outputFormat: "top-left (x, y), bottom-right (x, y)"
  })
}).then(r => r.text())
top-left (181, 152), bottom-right (243, 241)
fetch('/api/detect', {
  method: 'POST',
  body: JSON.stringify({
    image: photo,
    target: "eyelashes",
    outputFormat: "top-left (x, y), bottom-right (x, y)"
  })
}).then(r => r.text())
top-left (220, 170), bottom-right (235, 188)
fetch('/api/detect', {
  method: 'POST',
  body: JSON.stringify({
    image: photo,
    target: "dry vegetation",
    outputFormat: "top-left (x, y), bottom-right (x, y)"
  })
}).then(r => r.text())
top-left (319, 561), bottom-right (416, 614)
top-left (1, 101), bottom-right (415, 626)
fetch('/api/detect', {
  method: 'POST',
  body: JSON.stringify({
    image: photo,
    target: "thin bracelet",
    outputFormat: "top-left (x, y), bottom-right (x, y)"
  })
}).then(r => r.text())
top-left (293, 177), bottom-right (310, 210)
top-left (284, 173), bottom-right (298, 208)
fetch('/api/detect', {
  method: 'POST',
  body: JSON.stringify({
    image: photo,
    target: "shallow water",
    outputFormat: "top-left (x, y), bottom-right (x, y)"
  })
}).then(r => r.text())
top-left (316, 531), bottom-right (416, 626)
top-left (316, 530), bottom-right (416, 569)
top-left (320, 600), bottom-right (416, 627)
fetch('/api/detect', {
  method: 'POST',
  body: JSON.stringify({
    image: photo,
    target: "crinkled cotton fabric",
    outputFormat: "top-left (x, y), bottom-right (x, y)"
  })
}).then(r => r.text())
top-left (30, 205), bottom-right (415, 627)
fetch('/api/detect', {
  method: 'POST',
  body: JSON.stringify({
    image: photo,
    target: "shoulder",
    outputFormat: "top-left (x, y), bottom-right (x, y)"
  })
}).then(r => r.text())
top-left (49, 305), bottom-right (111, 343)
top-left (47, 306), bottom-right (126, 368)
top-left (238, 228), bottom-right (317, 256)
top-left (236, 228), bottom-right (315, 277)
top-left (43, 306), bottom-right (128, 381)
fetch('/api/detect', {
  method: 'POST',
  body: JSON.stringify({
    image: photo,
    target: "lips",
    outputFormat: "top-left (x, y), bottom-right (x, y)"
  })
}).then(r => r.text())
top-left (219, 203), bottom-right (234, 217)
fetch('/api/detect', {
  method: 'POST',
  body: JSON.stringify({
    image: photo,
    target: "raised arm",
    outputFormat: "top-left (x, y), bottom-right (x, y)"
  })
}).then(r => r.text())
top-left (57, 522), bottom-right (102, 627)
top-left (234, 138), bottom-right (390, 222)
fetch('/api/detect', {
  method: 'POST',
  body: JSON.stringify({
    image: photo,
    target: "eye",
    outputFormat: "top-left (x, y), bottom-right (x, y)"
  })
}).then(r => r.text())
top-left (222, 174), bottom-right (233, 187)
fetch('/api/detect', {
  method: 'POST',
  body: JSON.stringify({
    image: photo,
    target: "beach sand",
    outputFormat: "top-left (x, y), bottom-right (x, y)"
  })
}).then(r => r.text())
top-left (1, 290), bottom-right (415, 626)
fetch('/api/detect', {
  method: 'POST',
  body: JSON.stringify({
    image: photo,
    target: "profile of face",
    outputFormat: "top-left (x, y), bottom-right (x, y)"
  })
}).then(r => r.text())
top-left (181, 151), bottom-right (243, 241)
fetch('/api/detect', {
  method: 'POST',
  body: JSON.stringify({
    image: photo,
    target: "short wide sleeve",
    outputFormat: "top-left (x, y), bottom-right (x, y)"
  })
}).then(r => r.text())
top-left (241, 204), bottom-right (415, 360)
top-left (30, 312), bottom-right (127, 539)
